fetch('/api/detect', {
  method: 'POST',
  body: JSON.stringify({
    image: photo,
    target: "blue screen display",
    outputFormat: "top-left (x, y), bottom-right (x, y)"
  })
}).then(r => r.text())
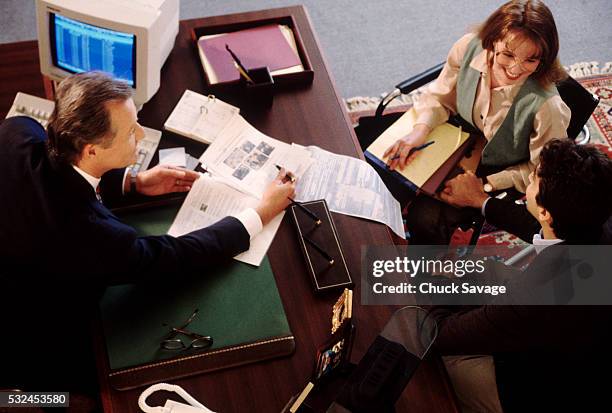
top-left (51, 13), bottom-right (136, 86)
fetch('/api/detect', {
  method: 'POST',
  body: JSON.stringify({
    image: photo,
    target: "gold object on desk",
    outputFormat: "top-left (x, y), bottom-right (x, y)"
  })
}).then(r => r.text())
top-left (332, 288), bottom-right (353, 334)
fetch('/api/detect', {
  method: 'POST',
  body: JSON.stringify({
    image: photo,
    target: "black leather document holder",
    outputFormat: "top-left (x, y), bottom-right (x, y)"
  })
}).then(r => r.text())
top-left (290, 199), bottom-right (353, 293)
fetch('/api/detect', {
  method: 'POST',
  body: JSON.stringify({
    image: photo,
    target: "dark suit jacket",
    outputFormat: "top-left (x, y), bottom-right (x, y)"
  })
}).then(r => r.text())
top-left (484, 197), bottom-right (612, 244)
top-left (0, 116), bottom-right (251, 390)
top-left (431, 244), bottom-right (612, 412)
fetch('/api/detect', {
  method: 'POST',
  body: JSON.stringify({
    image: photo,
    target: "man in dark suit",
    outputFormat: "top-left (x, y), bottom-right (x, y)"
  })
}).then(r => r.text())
top-left (0, 72), bottom-right (294, 393)
top-left (441, 141), bottom-right (612, 244)
top-left (432, 139), bottom-right (612, 412)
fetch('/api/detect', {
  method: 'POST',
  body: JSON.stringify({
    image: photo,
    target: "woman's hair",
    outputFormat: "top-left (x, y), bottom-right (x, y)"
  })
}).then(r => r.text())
top-left (477, 0), bottom-right (566, 86)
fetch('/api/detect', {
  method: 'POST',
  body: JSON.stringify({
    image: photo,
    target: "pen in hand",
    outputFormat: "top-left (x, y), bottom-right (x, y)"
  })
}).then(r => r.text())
top-left (390, 140), bottom-right (436, 161)
top-left (275, 164), bottom-right (296, 183)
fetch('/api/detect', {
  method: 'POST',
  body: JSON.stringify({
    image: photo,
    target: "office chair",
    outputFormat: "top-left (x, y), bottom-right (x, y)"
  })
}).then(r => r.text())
top-left (355, 63), bottom-right (600, 245)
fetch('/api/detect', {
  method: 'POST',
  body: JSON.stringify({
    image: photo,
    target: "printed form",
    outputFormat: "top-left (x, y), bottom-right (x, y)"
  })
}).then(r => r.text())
top-left (295, 146), bottom-right (405, 239)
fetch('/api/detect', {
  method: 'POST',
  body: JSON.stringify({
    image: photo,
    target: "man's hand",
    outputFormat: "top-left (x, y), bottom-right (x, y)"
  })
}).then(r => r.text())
top-left (439, 170), bottom-right (489, 209)
top-left (383, 124), bottom-right (430, 171)
top-left (255, 168), bottom-right (296, 225)
top-left (133, 164), bottom-right (200, 196)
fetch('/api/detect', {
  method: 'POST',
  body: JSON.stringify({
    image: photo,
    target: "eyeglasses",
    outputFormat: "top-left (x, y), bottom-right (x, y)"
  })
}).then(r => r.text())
top-left (160, 308), bottom-right (213, 351)
top-left (495, 49), bottom-right (540, 72)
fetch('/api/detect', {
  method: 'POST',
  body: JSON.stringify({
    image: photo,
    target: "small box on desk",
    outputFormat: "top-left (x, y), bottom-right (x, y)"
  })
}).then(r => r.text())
top-left (242, 66), bottom-right (274, 108)
top-left (191, 15), bottom-right (314, 90)
top-left (290, 200), bottom-right (353, 293)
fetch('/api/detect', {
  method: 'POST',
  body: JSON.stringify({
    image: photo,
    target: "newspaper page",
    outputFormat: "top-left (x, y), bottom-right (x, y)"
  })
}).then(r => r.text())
top-left (295, 146), bottom-right (405, 239)
top-left (168, 174), bottom-right (283, 266)
top-left (199, 115), bottom-right (312, 198)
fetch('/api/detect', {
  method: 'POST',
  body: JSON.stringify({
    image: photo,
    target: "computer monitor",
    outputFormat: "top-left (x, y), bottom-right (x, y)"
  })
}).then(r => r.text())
top-left (36, 0), bottom-right (179, 109)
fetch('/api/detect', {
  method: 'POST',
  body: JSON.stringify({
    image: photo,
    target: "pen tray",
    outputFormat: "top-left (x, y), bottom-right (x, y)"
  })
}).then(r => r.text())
top-left (290, 199), bottom-right (352, 294)
top-left (191, 14), bottom-right (314, 89)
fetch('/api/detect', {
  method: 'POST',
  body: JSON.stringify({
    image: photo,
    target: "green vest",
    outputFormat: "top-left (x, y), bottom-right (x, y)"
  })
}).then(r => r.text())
top-left (456, 36), bottom-right (557, 167)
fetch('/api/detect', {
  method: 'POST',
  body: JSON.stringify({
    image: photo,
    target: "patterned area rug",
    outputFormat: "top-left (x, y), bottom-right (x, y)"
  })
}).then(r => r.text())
top-left (345, 61), bottom-right (612, 247)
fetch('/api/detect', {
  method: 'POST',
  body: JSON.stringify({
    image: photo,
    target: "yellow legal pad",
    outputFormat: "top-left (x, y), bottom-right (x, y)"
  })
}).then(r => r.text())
top-left (366, 108), bottom-right (470, 189)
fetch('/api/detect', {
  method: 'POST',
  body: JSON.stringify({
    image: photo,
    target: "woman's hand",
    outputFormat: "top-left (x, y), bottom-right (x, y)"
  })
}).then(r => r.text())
top-left (383, 124), bottom-right (431, 170)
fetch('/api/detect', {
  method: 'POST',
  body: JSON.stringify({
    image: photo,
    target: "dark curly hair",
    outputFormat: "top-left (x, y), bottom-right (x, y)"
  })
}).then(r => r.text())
top-left (536, 139), bottom-right (612, 243)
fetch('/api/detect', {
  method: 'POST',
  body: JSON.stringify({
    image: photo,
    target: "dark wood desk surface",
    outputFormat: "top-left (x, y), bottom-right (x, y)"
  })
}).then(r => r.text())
top-left (0, 6), bottom-right (458, 412)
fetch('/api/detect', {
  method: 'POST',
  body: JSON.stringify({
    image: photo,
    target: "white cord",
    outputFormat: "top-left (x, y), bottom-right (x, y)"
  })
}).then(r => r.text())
top-left (138, 383), bottom-right (214, 413)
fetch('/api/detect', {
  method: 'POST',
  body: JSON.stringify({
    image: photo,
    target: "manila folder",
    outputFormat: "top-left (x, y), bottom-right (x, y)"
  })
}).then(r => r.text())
top-left (366, 108), bottom-right (470, 189)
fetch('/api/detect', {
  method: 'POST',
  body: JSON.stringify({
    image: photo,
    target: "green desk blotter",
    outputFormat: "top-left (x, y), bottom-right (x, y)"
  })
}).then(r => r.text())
top-left (100, 203), bottom-right (294, 390)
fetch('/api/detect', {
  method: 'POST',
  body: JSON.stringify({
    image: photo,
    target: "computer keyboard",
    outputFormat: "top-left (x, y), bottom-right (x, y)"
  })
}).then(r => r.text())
top-left (5, 91), bottom-right (161, 173)
top-left (6, 92), bottom-right (55, 127)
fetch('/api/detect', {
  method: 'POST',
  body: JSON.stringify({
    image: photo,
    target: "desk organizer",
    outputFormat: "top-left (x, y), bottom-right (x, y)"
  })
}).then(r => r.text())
top-left (291, 200), bottom-right (352, 293)
top-left (191, 15), bottom-right (314, 89)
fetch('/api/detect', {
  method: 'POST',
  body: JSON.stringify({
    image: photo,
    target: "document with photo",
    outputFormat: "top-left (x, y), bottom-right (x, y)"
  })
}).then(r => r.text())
top-left (199, 115), bottom-right (312, 198)
top-left (168, 174), bottom-right (283, 267)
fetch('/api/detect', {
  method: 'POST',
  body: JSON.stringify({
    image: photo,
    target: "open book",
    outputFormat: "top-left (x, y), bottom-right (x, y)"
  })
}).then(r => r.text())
top-left (164, 89), bottom-right (240, 144)
top-left (365, 108), bottom-right (471, 195)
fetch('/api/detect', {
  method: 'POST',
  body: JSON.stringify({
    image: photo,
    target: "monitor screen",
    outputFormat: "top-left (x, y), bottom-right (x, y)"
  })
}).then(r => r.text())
top-left (50, 13), bottom-right (136, 86)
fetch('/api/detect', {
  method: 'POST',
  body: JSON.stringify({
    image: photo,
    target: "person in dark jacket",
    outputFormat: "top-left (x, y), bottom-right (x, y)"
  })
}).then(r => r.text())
top-left (432, 139), bottom-right (612, 412)
top-left (0, 71), bottom-right (294, 393)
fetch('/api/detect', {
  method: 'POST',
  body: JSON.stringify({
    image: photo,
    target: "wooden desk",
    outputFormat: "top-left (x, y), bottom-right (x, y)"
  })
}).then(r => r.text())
top-left (0, 6), bottom-right (458, 412)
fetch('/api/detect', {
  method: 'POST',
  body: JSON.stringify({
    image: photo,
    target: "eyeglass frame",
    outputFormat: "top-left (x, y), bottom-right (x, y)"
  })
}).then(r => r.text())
top-left (494, 47), bottom-right (541, 72)
top-left (159, 308), bottom-right (214, 351)
top-left (161, 327), bottom-right (213, 350)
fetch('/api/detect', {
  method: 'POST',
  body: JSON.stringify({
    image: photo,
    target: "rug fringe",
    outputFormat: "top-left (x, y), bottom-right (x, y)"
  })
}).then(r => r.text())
top-left (565, 61), bottom-right (612, 78)
top-left (345, 61), bottom-right (612, 113)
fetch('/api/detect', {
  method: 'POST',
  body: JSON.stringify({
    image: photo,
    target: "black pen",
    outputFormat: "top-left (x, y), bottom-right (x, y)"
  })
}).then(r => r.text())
top-left (304, 235), bottom-right (334, 265)
top-left (289, 197), bottom-right (322, 226)
top-left (225, 44), bottom-right (254, 83)
top-left (390, 140), bottom-right (436, 161)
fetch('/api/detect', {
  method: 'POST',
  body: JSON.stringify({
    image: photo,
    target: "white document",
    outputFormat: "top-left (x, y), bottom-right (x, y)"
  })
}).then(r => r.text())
top-left (199, 116), bottom-right (312, 198)
top-left (159, 147), bottom-right (187, 167)
top-left (164, 90), bottom-right (240, 144)
top-left (168, 174), bottom-right (283, 266)
top-left (294, 146), bottom-right (405, 239)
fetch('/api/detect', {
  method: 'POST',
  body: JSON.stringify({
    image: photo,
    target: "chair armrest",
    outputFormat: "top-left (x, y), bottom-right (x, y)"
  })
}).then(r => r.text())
top-left (375, 62), bottom-right (444, 118)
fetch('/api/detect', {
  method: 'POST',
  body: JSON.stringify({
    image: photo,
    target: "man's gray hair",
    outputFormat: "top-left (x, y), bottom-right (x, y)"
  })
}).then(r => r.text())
top-left (47, 71), bottom-right (133, 164)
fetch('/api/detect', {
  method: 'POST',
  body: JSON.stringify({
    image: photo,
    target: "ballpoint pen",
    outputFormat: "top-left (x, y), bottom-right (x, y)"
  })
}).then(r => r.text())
top-left (225, 44), bottom-right (254, 83)
top-left (303, 235), bottom-right (334, 265)
top-left (390, 140), bottom-right (436, 161)
top-left (288, 197), bottom-right (322, 226)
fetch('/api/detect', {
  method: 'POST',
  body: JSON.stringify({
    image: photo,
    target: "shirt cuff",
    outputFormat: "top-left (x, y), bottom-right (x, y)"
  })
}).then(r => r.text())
top-left (121, 168), bottom-right (130, 195)
top-left (481, 197), bottom-right (491, 217)
top-left (233, 208), bottom-right (263, 240)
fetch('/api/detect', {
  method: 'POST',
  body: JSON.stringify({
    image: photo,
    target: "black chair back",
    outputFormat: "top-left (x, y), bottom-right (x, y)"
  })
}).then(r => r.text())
top-left (555, 76), bottom-right (599, 141)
